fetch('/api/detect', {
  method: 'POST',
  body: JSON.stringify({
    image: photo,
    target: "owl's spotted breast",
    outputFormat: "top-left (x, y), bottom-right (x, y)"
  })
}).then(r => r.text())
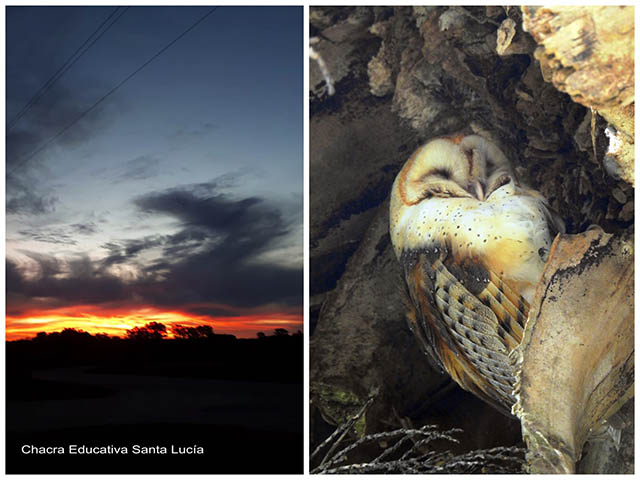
top-left (390, 134), bottom-right (563, 414)
top-left (392, 191), bottom-right (554, 303)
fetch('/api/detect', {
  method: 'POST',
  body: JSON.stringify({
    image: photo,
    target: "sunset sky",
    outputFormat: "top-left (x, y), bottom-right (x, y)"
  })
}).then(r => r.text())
top-left (6, 6), bottom-right (303, 340)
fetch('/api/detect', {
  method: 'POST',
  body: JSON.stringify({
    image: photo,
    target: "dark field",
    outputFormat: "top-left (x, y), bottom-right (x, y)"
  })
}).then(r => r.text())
top-left (6, 332), bottom-right (303, 474)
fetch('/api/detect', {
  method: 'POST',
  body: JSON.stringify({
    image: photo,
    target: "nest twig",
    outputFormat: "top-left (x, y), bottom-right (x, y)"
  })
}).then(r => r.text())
top-left (311, 388), bottom-right (525, 474)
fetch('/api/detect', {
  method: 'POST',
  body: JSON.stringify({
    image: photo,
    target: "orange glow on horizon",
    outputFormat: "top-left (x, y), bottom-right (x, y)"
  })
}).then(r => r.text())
top-left (6, 305), bottom-right (302, 341)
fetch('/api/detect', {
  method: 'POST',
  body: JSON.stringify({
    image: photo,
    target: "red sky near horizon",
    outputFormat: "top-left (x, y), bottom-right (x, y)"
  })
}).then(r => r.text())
top-left (5, 305), bottom-right (302, 342)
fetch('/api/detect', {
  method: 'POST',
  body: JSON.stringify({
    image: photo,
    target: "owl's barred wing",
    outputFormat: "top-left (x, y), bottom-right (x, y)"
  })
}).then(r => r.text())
top-left (402, 245), bottom-right (530, 415)
top-left (402, 262), bottom-right (449, 375)
top-left (435, 258), bottom-right (526, 350)
top-left (403, 287), bottom-right (448, 375)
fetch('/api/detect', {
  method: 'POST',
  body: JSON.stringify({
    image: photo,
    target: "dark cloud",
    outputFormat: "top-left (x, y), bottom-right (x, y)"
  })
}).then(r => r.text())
top-left (6, 173), bottom-right (59, 216)
top-left (99, 235), bottom-right (165, 268)
top-left (137, 191), bottom-right (254, 227)
top-left (70, 222), bottom-right (98, 235)
top-left (99, 242), bottom-right (129, 268)
top-left (6, 258), bottom-right (25, 293)
top-left (7, 191), bottom-right (59, 216)
top-left (20, 251), bottom-right (63, 278)
top-left (7, 9), bottom-right (123, 189)
top-left (164, 169), bottom-right (251, 193)
top-left (134, 187), bottom-right (302, 308)
top-left (169, 122), bottom-right (219, 143)
top-left (6, 77), bottom-right (120, 218)
top-left (18, 229), bottom-right (77, 246)
top-left (152, 249), bottom-right (302, 309)
top-left (111, 155), bottom-right (160, 183)
top-left (16, 221), bottom-right (99, 245)
top-left (8, 184), bottom-right (302, 316)
top-left (7, 254), bottom-right (128, 314)
top-left (185, 304), bottom-right (246, 317)
top-left (132, 186), bottom-right (302, 308)
top-left (7, 84), bottom-right (115, 175)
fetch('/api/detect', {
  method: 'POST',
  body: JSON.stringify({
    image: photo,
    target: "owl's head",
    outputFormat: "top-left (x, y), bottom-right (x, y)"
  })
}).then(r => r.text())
top-left (393, 134), bottom-right (515, 205)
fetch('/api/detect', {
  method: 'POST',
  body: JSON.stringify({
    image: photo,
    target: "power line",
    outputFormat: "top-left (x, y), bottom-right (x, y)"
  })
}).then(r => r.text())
top-left (7, 6), bottom-right (129, 132)
top-left (8, 6), bottom-right (219, 178)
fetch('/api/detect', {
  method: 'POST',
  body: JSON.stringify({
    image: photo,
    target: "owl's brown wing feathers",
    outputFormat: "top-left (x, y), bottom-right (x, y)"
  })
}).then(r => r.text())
top-left (402, 246), bottom-right (530, 415)
top-left (480, 270), bottom-right (527, 335)
top-left (402, 258), bottom-right (451, 374)
top-left (402, 282), bottom-right (448, 375)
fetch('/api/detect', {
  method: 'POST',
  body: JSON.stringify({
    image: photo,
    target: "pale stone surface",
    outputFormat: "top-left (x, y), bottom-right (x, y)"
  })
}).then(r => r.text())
top-left (522, 6), bottom-right (635, 185)
top-left (513, 229), bottom-right (634, 473)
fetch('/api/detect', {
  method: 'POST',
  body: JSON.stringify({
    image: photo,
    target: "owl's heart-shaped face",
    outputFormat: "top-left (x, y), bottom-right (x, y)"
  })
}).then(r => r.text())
top-left (389, 134), bottom-right (564, 415)
top-left (396, 135), bottom-right (515, 207)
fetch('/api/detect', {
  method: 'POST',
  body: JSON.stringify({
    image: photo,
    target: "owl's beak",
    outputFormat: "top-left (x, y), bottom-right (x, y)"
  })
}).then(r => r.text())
top-left (472, 181), bottom-right (485, 201)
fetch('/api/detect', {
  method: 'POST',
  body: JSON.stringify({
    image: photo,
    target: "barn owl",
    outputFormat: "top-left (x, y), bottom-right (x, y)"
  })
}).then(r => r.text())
top-left (390, 134), bottom-right (565, 415)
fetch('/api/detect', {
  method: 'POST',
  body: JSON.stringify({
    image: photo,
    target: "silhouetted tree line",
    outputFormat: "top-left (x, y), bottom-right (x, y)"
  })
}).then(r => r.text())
top-left (257, 328), bottom-right (303, 339)
top-left (126, 321), bottom-right (168, 341)
top-left (7, 322), bottom-right (303, 384)
top-left (27, 322), bottom-right (228, 343)
top-left (24, 322), bottom-right (301, 343)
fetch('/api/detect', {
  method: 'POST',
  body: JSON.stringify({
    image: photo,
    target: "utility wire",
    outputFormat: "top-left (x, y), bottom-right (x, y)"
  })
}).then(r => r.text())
top-left (7, 6), bottom-right (129, 132)
top-left (8, 6), bottom-right (219, 178)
